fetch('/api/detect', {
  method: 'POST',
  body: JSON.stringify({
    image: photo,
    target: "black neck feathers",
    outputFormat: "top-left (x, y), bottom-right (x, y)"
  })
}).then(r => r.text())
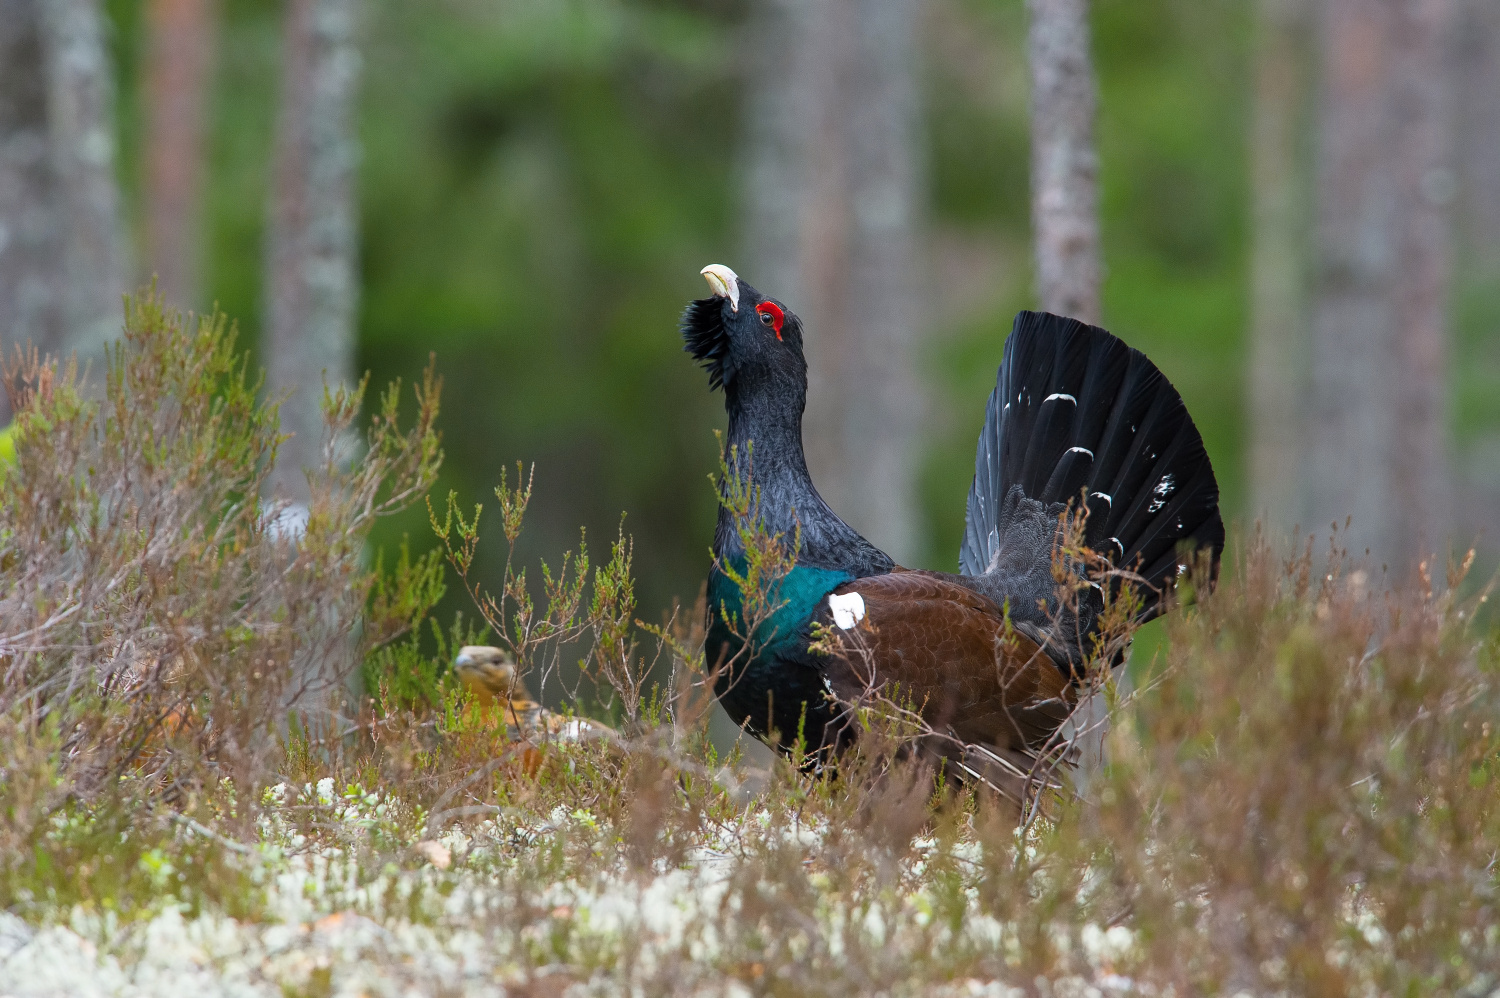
top-left (715, 341), bottom-right (891, 577)
top-left (682, 283), bottom-right (894, 578)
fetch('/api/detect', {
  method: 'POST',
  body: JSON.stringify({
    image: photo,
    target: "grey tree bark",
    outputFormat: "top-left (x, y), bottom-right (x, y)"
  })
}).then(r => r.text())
top-left (264, 0), bottom-right (361, 507)
top-left (0, 0), bottom-right (124, 418)
top-left (843, 0), bottom-right (924, 567)
top-left (1309, 0), bottom-right (1456, 572)
top-left (144, 0), bottom-right (217, 311)
top-left (1247, 0), bottom-right (1312, 534)
top-left (741, 0), bottom-right (820, 320)
top-left (1309, 0), bottom-right (1399, 559)
top-left (0, 0), bottom-right (62, 421)
top-left (741, 0), bottom-right (926, 566)
top-left (38, 0), bottom-right (126, 386)
top-left (1027, 0), bottom-right (1101, 324)
top-left (1387, 0), bottom-right (1456, 563)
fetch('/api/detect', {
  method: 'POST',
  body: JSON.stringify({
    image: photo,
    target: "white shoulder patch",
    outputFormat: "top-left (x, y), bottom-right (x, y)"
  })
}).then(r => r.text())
top-left (828, 591), bottom-right (866, 630)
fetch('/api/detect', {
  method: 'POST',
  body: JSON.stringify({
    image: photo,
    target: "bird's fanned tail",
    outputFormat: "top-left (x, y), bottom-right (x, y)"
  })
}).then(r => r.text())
top-left (960, 311), bottom-right (1224, 663)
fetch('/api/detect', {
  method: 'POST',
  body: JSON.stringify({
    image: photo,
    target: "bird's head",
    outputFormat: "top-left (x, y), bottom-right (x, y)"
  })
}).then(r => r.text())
top-left (681, 264), bottom-right (805, 395)
top-left (452, 645), bottom-right (526, 701)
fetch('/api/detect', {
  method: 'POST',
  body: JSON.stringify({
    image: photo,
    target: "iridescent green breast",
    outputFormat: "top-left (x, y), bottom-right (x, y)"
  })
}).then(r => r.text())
top-left (707, 560), bottom-right (850, 657)
top-left (705, 559), bottom-right (851, 740)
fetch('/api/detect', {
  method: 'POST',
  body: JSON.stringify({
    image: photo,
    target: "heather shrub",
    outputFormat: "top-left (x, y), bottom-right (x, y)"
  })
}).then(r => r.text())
top-left (1077, 537), bottom-right (1500, 994)
top-left (0, 298), bottom-right (1496, 996)
top-left (0, 291), bottom-right (441, 902)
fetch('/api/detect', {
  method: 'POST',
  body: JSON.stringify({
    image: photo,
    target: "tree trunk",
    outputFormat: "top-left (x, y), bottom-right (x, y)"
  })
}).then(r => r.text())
top-left (1246, 0), bottom-right (1312, 535)
top-left (0, 0), bottom-right (62, 421)
top-left (743, 0), bottom-right (846, 532)
top-left (39, 0), bottom-right (124, 389)
top-left (741, 0), bottom-right (824, 322)
top-left (0, 0), bottom-right (124, 419)
top-left (1309, 0), bottom-right (1456, 572)
top-left (1308, 0), bottom-right (1398, 560)
top-left (264, 0), bottom-right (361, 507)
top-left (143, 0), bottom-right (217, 311)
top-left (1027, 0), bottom-right (1101, 324)
top-left (842, 0), bottom-right (924, 564)
top-left (1386, 0), bottom-right (1456, 564)
top-left (741, 0), bottom-right (926, 565)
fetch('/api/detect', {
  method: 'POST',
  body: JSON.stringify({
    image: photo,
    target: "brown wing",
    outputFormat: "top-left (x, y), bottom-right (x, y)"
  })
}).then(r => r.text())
top-left (821, 571), bottom-right (1076, 759)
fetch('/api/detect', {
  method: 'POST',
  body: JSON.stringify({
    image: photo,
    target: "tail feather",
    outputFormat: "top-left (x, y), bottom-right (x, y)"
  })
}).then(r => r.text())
top-left (961, 311), bottom-right (1224, 649)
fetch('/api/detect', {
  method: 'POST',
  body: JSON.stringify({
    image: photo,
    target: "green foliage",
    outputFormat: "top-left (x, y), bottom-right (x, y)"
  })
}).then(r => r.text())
top-left (5, 797), bottom-right (263, 924)
top-left (429, 461), bottom-right (660, 727)
top-left (361, 612), bottom-right (485, 714)
top-left (590, 519), bottom-right (643, 723)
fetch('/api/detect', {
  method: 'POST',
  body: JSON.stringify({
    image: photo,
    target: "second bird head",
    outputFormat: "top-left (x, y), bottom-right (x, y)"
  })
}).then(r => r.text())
top-left (452, 645), bottom-right (529, 703)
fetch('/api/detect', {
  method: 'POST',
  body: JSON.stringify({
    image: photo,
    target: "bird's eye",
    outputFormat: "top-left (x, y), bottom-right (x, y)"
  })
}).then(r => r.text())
top-left (754, 301), bottom-right (785, 339)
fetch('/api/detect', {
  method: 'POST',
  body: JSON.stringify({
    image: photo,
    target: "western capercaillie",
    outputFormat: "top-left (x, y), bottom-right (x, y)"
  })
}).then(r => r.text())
top-left (683, 264), bottom-right (1223, 795)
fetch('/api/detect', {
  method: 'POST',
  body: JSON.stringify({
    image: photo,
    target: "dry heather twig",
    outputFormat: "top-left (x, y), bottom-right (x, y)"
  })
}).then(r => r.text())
top-left (0, 291), bottom-right (441, 848)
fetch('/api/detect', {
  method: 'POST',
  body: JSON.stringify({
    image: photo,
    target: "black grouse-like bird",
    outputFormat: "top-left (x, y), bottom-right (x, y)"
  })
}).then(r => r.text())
top-left (683, 264), bottom-right (1223, 790)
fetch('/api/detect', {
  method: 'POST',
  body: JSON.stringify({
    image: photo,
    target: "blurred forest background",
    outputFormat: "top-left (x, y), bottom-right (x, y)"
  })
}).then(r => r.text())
top-left (2, 0), bottom-right (1498, 667)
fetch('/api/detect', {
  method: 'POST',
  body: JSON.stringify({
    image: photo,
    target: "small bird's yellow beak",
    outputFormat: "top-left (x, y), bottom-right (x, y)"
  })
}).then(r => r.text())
top-left (700, 264), bottom-right (740, 313)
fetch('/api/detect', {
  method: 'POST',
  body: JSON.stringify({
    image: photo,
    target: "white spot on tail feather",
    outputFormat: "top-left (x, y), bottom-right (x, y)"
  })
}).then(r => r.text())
top-left (1067, 446), bottom-right (1094, 459)
top-left (1091, 491), bottom-right (1113, 506)
top-left (828, 591), bottom-right (866, 630)
top-left (1044, 393), bottom-right (1077, 405)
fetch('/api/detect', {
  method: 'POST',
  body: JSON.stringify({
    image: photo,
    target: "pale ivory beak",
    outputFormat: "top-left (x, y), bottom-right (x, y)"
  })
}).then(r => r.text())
top-left (700, 264), bottom-right (740, 312)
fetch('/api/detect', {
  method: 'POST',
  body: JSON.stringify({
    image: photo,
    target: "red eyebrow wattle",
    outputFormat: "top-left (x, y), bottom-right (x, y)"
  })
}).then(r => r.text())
top-left (756, 301), bottom-right (785, 339)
